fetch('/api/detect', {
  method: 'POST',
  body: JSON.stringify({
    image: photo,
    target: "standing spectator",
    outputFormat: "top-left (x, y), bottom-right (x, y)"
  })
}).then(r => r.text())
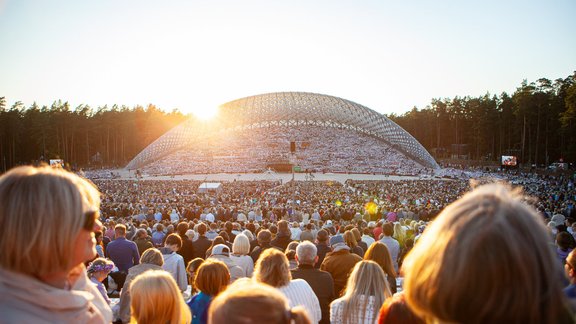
top-left (208, 244), bottom-right (244, 282)
top-left (192, 222), bottom-right (212, 260)
top-left (170, 208), bottom-right (180, 223)
top-left (177, 222), bottom-right (195, 266)
top-left (118, 248), bottom-right (164, 324)
top-left (314, 229), bottom-right (331, 269)
top-left (320, 235), bottom-right (362, 297)
top-left (106, 224), bottom-right (140, 290)
top-left (0, 166), bottom-right (112, 322)
top-left (188, 259), bottom-right (230, 324)
top-left (364, 242), bottom-right (397, 295)
top-left (379, 223), bottom-right (400, 273)
top-left (352, 228), bottom-right (368, 252)
top-left (129, 270), bottom-right (191, 324)
top-left (160, 233), bottom-right (188, 292)
top-left (254, 249), bottom-right (321, 323)
top-left (300, 223), bottom-right (315, 242)
top-left (230, 233), bottom-right (254, 277)
top-left (133, 228), bottom-right (154, 256)
top-left (330, 261), bottom-right (391, 324)
top-left (151, 223), bottom-right (166, 247)
top-left (344, 230), bottom-right (364, 258)
top-left (251, 229), bottom-right (279, 263)
top-left (361, 228), bottom-right (375, 248)
top-left (272, 220), bottom-right (293, 251)
top-left (291, 241), bottom-right (335, 324)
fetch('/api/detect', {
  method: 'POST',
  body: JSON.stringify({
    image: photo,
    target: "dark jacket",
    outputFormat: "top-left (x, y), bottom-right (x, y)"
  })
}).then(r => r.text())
top-left (291, 264), bottom-right (335, 324)
top-left (271, 232), bottom-right (292, 251)
top-left (314, 242), bottom-right (331, 269)
top-left (134, 237), bottom-right (153, 256)
top-left (177, 234), bottom-right (194, 266)
top-left (250, 243), bottom-right (282, 263)
top-left (192, 236), bottom-right (212, 260)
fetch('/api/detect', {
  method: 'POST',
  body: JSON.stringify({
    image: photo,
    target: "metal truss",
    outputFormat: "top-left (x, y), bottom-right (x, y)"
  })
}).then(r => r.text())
top-left (126, 92), bottom-right (440, 170)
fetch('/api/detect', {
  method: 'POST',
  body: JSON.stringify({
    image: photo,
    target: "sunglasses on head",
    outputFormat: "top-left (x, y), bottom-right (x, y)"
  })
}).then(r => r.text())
top-left (83, 210), bottom-right (98, 231)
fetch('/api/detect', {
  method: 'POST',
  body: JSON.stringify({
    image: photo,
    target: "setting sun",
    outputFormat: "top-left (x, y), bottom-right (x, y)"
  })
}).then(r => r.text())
top-left (191, 106), bottom-right (219, 120)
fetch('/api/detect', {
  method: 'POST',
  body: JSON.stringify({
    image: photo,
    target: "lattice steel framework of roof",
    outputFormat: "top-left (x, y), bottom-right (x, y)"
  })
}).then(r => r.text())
top-left (126, 92), bottom-right (440, 170)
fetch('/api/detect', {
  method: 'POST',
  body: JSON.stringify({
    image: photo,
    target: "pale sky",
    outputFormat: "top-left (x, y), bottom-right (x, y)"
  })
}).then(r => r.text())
top-left (0, 0), bottom-right (575, 117)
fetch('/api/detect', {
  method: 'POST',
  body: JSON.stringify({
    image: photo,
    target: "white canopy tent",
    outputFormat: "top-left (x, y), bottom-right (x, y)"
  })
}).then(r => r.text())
top-left (198, 182), bottom-right (222, 193)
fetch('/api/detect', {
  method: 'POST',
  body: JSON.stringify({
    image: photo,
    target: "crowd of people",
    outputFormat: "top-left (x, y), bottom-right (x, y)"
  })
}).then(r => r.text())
top-left (140, 126), bottom-right (431, 176)
top-left (0, 165), bottom-right (575, 323)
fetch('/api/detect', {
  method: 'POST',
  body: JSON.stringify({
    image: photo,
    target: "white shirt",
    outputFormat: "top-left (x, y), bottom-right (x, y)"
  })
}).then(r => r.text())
top-left (162, 251), bottom-right (188, 292)
top-left (361, 234), bottom-right (375, 248)
top-left (230, 254), bottom-right (254, 277)
top-left (278, 279), bottom-right (321, 323)
top-left (330, 295), bottom-right (379, 324)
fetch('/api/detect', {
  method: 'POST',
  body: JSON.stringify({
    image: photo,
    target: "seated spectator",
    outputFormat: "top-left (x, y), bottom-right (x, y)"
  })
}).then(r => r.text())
top-left (377, 292), bottom-right (424, 324)
top-left (345, 230), bottom-right (364, 258)
top-left (272, 220), bottom-right (293, 251)
top-left (129, 270), bottom-right (191, 323)
top-left (330, 260), bottom-right (391, 324)
top-left (187, 258), bottom-right (205, 295)
top-left (119, 248), bottom-right (164, 324)
top-left (87, 258), bottom-right (115, 305)
top-left (192, 223), bottom-right (212, 260)
top-left (314, 229), bottom-right (331, 268)
top-left (151, 223), bottom-right (166, 247)
top-left (0, 166), bottom-right (112, 322)
top-left (320, 235), bottom-right (362, 296)
top-left (230, 233), bottom-right (254, 277)
top-left (403, 183), bottom-right (573, 323)
top-left (133, 228), bottom-right (153, 256)
top-left (364, 242), bottom-right (397, 294)
top-left (285, 241), bottom-right (300, 270)
top-left (209, 279), bottom-right (311, 324)
top-left (160, 233), bottom-right (188, 292)
top-left (556, 231), bottom-right (574, 265)
top-left (188, 259), bottom-right (230, 324)
top-left (208, 244), bottom-right (244, 282)
top-left (291, 241), bottom-right (335, 324)
top-left (254, 249), bottom-right (321, 323)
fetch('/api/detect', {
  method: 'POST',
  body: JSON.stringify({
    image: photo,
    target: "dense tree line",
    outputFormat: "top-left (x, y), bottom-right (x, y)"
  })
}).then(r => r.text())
top-left (0, 99), bottom-right (187, 171)
top-left (388, 72), bottom-right (576, 166)
top-left (1, 71), bottom-right (575, 171)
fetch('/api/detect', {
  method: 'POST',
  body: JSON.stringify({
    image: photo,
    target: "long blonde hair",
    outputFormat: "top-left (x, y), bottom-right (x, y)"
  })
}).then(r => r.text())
top-left (253, 248), bottom-right (291, 287)
top-left (403, 183), bottom-right (573, 324)
top-left (130, 270), bottom-right (191, 324)
top-left (336, 260), bottom-right (391, 324)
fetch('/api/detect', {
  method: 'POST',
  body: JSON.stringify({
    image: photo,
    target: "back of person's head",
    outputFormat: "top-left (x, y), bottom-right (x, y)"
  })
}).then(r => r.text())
top-left (86, 257), bottom-right (114, 276)
top-left (136, 228), bottom-right (147, 238)
top-left (194, 259), bottom-right (230, 296)
top-left (232, 233), bottom-right (250, 255)
top-left (316, 229), bottom-right (329, 242)
top-left (187, 258), bottom-right (204, 274)
top-left (364, 242), bottom-right (396, 277)
top-left (115, 224), bottom-right (127, 236)
top-left (296, 241), bottom-right (317, 265)
top-left (165, 233), bottom-right (182, 249)
top-left (344, 230), bottom-right (358, 248)
top-left (209, 279), bottom-right (311, 324)
top-left (378, 292), bottom-right (424, 324)
top-left (403, 183), bottom-right (573, 324)
top-left (257, 229), bottom-right (272, 244)
top-left (130, 270), bottom-right (191, 324)
top-left (140, 248), bottom-right (164, 266)
top-left (254, 248), bottom-right (291, 288)
top-left (382, 223), bottom-right (394, 237)
top-left (351, 228), bottom-right (362, 241)
top-left (556, 231), bottom-right (573, 251)
top-left (225, 221), bottom-right (233, 232)
top-left (338, 260), bottom-right (391, 322)
top-left (0, 166), bottom-right (100, 277)
top-left (197, 222), bottom-right (207, 236)
top-left (177, 222), bottom-right (189, 236)
top-left (156, 223), bottom-right (164, 232)
top-left (278, 220), bottom-right (289, 234)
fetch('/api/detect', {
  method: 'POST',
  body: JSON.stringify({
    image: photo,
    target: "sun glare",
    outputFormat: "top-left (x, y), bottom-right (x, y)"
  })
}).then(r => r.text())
top-left (192, 106), bottom-right (219, 120)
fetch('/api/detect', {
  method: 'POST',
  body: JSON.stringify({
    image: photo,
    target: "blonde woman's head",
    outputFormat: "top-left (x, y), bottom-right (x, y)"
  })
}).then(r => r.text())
top-left (232, 233), bottom-right (250, 255)
top-left (0, 166), bottom-right (100, 277)
top-left (129, 270), bottom-right (191, 324)
top-left (253, 248), bottom-right (291, 288)
top-left (403, 183), bottom-right (572, 324)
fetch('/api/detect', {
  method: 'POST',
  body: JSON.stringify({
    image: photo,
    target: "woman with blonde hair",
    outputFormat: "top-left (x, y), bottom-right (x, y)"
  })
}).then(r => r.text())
top-left (330, 260), bottom-right (391, 324)
top-left (364, 242), bottom-right (397, 294)
top-left (119, 248), bottom-right (165, 323)
top-left (187, 259), bottom-right (230, 324)
top-left (0, 166), bottom-right (112, 323)
top-left (230, 233), bottom-right (254, 277)
top-left (209, 279), bottom-right (311, 324)
top-left (403, 183), bottom-right (574, 324)
top-left (253, 248), bottom-right (321, 323)
top-left (130, 270), bottom-right (191, 324)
